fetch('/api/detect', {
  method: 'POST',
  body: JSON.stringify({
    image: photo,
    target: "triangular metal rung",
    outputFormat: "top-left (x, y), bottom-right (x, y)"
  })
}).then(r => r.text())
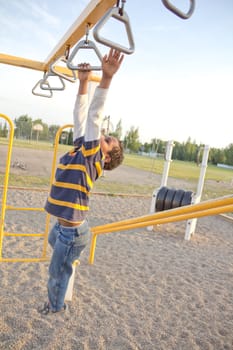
top-left (67, 40), bottom-right (103, 71)
top-left (32, 80), bottom-right (53, 98)
top-left (93, 7), bottom-right (135, 55)
top-left (40, 72), bottom-right (66, 91)
top-left (161, 0), bottom-right (195, 19)
top-left (50, 56), bottom-right (77, 82)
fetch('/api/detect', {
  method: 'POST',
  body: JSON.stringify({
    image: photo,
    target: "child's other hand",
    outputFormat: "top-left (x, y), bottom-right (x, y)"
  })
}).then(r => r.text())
top-left (102, 48), bottom-right (124, 79)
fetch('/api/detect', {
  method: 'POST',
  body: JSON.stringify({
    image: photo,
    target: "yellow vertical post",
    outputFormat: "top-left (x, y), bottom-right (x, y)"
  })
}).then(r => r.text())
top-left (89, 233), bottom-right (97, 265)
top-left (0, 114), bottom-right (14, 259)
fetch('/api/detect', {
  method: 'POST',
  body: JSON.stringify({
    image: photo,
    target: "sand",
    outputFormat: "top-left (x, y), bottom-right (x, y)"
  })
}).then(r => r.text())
top-left (0, 147), bottom-right (233, 350)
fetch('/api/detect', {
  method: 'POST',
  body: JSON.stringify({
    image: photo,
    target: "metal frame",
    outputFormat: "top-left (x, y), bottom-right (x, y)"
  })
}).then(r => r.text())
top-left (0, 0), bottom-right (116, 79)
top-left (0, 117), bottom-right (72, 262)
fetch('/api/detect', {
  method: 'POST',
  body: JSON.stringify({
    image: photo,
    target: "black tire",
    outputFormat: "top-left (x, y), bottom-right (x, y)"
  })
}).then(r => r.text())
top-left (164, 188), bottom-right (177, 211)
top-left (171, 189), bottom-right (185, 209)
top-left (155, 186), bottom-right (168, 212)
top-left (181, 190), bottom-right (193, 207)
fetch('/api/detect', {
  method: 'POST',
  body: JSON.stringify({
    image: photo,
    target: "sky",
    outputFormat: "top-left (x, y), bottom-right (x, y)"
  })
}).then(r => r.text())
top-left (0, 0), bottom-right (233, 149)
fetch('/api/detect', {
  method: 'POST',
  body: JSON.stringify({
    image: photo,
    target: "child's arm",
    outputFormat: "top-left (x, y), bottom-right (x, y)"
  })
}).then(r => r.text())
top-left (85, 49), bottom-right (124, 142)
top-left (73, 64), bottom-right (91, 142)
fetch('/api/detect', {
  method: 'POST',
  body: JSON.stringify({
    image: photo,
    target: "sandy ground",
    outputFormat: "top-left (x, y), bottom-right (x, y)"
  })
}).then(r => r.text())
top-left (0, 145), bottom-right (233, 350)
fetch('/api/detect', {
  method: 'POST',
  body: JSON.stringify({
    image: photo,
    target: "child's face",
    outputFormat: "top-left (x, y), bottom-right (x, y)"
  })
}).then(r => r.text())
top-left (100, 135), bottom-right (119, 163)
top-left (101, 135), bottom-right (118, 151)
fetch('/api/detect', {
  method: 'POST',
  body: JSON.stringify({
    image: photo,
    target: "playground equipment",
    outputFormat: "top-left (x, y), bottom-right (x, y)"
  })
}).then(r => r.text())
top-left (0, 0), bottom-right (195, 96)
top-left (0, 117), bottom-right (73, 263)
top-left (89, 194), bottom-right (233, 264)
top-left (161, 0), bottom-right (195, 19)
top-left (93, 1), bottom-right (135, 54)
top-left (0, 113), bottom-right (14, 259)
top-left (5, 0), bottom-right (233, 290)
top-left (4, 0), bottom-right (232, 303)
top-left (1, 113), bottom-right (233, 271)
top-left (147, 140), bottom-right (210, 239)
top-left (0, 114), bottom-right (80, 298)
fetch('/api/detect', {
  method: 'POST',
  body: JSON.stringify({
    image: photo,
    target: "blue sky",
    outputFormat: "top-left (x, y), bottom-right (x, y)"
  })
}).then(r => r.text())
top-left (0, 0), bottom-right (233, 148)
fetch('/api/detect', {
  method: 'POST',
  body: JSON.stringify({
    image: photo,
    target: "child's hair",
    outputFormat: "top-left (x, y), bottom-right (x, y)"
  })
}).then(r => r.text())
top-left (104, 141), bottom-right (124, 170)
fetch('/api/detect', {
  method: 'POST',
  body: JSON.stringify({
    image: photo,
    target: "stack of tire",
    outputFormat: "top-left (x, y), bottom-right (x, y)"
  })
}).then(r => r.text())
top-left (155, 186), bottom-right (193, 212)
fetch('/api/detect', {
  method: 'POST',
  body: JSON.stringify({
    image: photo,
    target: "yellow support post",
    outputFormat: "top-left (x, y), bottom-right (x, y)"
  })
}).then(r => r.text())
top-left (89, 233), bottom-right (97, 264)
top-left (0, 113), bottom-right (14, 259)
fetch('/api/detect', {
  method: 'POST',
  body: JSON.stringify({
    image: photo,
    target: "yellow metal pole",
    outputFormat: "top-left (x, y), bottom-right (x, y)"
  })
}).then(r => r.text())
top-left (92, 195), bottom-right (233, 234)
top-left (6, 206), bottom-right (44, 211)
top-left (88, 198), bottom-right (233, 264)
top-left (4, 233), bottom-right (46, 237)
top-left (0, 257), bottom-right (49, 263)
top-left (89, 233), bottom-right (97, 264)
top-left (0, 114), bottom-right (14, 258)
top-left (93, 204), bottom-right (233, 235)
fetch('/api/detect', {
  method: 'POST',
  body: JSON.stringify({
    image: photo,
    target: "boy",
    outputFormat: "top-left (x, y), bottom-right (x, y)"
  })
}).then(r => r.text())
top-left (38, 48), bottom-right (124, 314)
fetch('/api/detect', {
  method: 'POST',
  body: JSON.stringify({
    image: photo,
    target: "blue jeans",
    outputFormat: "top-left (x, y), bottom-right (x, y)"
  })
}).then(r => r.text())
top-left (47, 220), bottom-right (90, 312)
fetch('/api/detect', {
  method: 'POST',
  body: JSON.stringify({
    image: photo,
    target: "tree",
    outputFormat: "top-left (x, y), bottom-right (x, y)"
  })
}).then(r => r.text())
top-left (14, 115), bottom-right (32, 139)
top-left (49, 125), bottom-right (60, 142)
top-left (68, 128), bottom-right (73, 145)
top-left (0, 122), bottom-right (8, 137)
top-left (224, 144), bottom-right (233, 165)
top-left (111, 119), bottom-right (123, 140)
top-left (124, 126), bottom-right (141, 152)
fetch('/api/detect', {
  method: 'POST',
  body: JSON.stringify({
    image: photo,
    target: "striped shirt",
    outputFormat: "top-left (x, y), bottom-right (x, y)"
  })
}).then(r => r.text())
top-left (44, 87), bottom-right (108, 223)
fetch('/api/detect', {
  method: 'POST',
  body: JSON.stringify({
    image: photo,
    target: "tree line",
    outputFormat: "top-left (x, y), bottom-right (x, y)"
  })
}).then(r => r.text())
top-left (1, 114), bottom-right (233, 166)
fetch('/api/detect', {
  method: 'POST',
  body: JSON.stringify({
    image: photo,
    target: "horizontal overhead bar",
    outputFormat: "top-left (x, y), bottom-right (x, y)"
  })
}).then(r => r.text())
top-left (0, 53), bottom-right (101, 82)
top-left (0, 0), bottom-right (116, 81)
top-left (44, 0), bottom-right (116, 71)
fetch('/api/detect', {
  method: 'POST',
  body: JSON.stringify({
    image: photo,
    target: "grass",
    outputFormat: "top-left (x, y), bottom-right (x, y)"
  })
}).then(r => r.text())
top-left (124, 153), bottom-right (233, 183)
top-left (0, 174), bottom-right (50, 188)
top-left (1, 138), bottom-right (233, 199)
top-left (0, 137), bottom-right (70, 152)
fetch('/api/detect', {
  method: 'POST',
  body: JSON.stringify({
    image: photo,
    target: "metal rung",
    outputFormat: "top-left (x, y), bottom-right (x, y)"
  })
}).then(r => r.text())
top-left (50, 56), bottom-right (77, 82)
top-left (40, 72), bottom-right (66, 91)
top-left (93, 7), bottom-right (135, 55)
top-left (32, 80), bottom-right (53, 98)
top-left (161, 0), bottom-right (195, 19)
top-left (67, 39), bottom-right (103, 71)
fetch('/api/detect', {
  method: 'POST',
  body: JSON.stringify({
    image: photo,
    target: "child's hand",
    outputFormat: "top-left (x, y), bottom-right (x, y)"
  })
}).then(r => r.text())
top-left (102, 48), bottom-right (124, 79)
top-left (78, 63), bottom-right (92, 81)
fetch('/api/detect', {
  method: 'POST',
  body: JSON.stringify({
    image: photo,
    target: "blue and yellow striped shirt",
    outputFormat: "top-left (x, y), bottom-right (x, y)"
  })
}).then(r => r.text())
top-left (45, 137), bottom-right (104, 222)
top-left (45, 87), bottom-right (108, 223)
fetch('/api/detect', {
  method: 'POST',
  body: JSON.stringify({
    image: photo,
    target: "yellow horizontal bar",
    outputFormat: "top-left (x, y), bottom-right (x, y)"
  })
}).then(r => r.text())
top-left (89, 200), bottom-right (233, 264)
top-left (93, 204), bottom-right (233, 235)
top-left (6, 206), bottom-right (44, 211)
top-left (4, 232), bottom-right (45, 237)
top-left (92, 195), bottom-right (233, 234)
top-left (0, 53), bottom-right (101, 82)
top-left (0, 53), bottom-right (45, 70)
top-left (0, 257), bottom-right (49, 263)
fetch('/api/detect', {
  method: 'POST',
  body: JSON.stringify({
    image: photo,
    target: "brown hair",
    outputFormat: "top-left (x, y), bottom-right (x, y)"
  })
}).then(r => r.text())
top-left (104, 141), bottom-right (124, 171)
